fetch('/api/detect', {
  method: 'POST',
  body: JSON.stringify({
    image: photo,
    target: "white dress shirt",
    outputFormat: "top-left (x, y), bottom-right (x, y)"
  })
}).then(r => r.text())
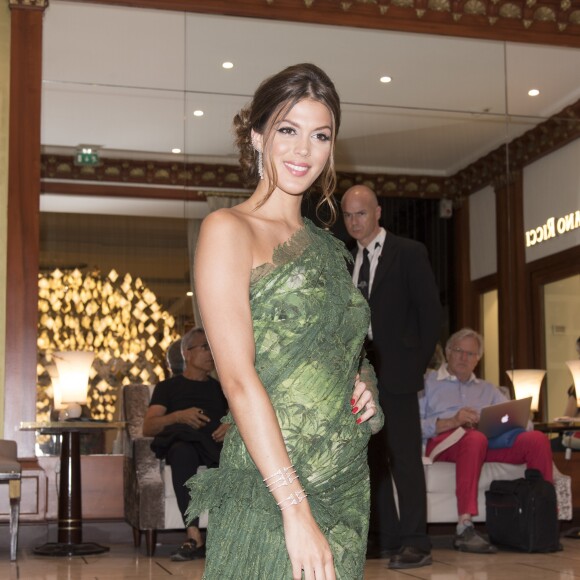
top-left (352, 228), bottom-right (386, 339)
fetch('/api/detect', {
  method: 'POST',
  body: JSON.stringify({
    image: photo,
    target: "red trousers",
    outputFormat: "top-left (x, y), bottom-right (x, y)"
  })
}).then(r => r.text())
top-left (425, 429), bottom-right (553, 516)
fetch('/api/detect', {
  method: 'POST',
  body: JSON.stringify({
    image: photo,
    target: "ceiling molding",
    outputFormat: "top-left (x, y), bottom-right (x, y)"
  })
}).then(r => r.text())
top-left (41, 97), bottom-right (580, 201)
top-left (9, 0), bottom-right (49, 9)
top-left (73, 0), bottom-right (580, 47)
top-left (40, 154), bottom-right (449, 199)
top-left (449, 97), bottom-right (580, 197)
top-left (41, 156), bottom-right (247, 191)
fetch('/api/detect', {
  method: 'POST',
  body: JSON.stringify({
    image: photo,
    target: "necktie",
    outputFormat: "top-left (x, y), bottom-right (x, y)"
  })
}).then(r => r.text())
top-left (357, 248), bottom-right (370, 300)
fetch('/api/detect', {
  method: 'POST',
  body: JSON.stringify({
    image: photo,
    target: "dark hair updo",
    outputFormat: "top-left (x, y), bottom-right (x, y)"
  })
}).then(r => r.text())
top-left (233, 63), bottom-right (341, 226)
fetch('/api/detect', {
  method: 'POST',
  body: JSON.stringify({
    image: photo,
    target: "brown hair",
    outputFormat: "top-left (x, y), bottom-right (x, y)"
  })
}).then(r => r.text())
top-left (233, 63), bottom-right (341, 226)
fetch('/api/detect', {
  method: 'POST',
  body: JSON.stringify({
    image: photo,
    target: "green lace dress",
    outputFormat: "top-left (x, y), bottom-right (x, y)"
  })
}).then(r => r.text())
top-left (186, 219), bottom-right (384, 579)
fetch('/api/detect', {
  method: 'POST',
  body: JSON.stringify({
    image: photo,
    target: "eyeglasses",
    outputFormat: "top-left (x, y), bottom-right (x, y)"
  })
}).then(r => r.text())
top-left (187, 343), bottom-right (211, 352)
top-left (449, 347), bottom-right (479, 359)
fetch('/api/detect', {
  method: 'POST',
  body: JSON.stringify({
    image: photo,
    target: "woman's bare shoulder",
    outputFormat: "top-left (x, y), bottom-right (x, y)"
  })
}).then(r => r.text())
top-left (200, 207), bottom-right (253, 244)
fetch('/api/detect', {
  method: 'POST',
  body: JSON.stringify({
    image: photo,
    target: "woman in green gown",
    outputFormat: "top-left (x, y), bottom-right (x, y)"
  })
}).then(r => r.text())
top-left (188, 63), bottom-right (384, 580)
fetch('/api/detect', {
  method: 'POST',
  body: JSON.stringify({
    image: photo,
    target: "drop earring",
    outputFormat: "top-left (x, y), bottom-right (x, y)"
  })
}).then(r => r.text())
top-left (257, 149), bottom-right (264, 180)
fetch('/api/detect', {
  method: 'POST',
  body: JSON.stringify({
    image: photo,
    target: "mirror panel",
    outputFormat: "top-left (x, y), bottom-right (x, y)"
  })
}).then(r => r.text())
top-left (38, 1), bottom-right (580, 448)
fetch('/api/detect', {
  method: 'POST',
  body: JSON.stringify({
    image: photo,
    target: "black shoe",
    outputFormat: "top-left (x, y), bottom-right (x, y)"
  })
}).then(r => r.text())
top-left (366, 546), bottom-right (401, 559)
top-left (388, 546), bottom-right (432, 569)
top-left (170, 539), bottom-right (206, 561)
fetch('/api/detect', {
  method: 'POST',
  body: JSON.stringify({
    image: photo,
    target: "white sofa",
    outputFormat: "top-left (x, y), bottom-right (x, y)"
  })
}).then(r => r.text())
top-left (418, 385), bottom-right (572, 523)
top-left (422, 458), bottom-right (572, 523)
top-left (424, 460), bottom-right (525, 522)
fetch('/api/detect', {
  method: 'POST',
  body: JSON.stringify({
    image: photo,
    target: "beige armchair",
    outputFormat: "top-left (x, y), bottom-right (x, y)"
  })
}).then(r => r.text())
top-left (0, 439), bottom-right (21, 561)
top-left (122, 384), bottom-right (207, 556)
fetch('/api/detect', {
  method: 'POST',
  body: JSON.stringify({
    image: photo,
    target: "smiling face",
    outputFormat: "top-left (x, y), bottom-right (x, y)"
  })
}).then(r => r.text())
top-left (255, 98), bottom-right (333, 198)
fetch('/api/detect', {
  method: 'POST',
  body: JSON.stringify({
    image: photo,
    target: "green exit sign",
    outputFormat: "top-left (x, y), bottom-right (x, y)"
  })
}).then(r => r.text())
top-left (75, 149), bottom-right (100, 167)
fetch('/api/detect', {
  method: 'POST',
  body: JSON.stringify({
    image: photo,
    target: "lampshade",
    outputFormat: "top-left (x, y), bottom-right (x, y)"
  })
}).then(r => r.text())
top-left (566, 360), bottom-right (580, 407)
top-left (46, 363), bottom-right (65, 410)
top-left (506, 369), bottom-right (546, 412)
top-left (53, 351), bottom-right (95, 404)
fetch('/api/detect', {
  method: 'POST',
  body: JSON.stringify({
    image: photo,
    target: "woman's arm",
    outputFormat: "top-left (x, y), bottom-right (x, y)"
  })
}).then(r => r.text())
top-left (194, 210), bottom-right (335, 580)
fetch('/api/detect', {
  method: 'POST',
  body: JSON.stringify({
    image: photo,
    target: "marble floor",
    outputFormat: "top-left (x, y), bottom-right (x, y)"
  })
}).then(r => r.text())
top-left (3, 537), bottom-right (580, 579)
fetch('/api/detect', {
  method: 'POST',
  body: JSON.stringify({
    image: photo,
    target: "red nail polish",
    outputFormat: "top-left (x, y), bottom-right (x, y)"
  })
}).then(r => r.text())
top-left (352, 407), bottom-right (359, 414)
top-left (350, 398), bottom-right (355, 406)
top-left (356, 418), bottom-right (362, 424)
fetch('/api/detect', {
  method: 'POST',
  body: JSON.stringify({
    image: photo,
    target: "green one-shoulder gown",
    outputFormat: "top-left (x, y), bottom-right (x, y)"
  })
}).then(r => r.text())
top-left (186, 219), bottom-right (384, 579)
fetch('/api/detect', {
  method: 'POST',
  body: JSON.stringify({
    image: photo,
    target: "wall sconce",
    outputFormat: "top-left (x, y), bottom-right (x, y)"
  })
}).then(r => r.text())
top-left (506, 369), bottom-right (546, 413)
top-left (52, 351), bottom-right (95, 420)
top-left (567, 360), bottom-right (580, 407)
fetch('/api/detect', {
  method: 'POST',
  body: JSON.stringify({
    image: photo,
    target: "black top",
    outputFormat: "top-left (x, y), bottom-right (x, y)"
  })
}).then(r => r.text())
top-left (150, 374), bottom-right (228, 435)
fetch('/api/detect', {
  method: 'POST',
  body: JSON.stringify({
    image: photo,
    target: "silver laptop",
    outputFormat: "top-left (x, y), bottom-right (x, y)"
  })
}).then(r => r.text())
top-left (477, 397), bottom-right (532, 439)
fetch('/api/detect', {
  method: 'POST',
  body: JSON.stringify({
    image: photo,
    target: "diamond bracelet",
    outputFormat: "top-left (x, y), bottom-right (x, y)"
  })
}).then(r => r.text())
top-left (263, 465), bottom-right (299, 493)
top-left (277, 490), bottom-right (308, 511)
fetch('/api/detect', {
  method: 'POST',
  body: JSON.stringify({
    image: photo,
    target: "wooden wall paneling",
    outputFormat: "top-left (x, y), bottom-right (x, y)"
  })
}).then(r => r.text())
top-left (70, 0), bottom-right (580, 48)
top-left (494, 170), bottom-right (530, 381)
top-left (80, 455), bottom-right (124, 519)
top-left (451, 196), bottom-right (474, 330)
top-left (5, 3), bottom-right (47, 456)
top-left (39, 455), bottom-right (124, 521)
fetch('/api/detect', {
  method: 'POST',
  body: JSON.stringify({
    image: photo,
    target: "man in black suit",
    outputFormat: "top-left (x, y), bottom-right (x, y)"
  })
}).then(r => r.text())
top-left (342, 185), bottom-right (442, 570)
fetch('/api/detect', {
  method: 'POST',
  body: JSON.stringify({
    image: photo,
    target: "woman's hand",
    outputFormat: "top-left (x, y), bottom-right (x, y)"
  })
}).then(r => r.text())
top-left (350, 374), bottom-right (377, 425)
top-left (283, 503), bottom-right (335, 580)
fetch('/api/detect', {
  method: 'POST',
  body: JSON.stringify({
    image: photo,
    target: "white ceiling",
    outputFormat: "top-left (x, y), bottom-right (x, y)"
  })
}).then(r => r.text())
top-left (41, 0), bottom-right (580, 178)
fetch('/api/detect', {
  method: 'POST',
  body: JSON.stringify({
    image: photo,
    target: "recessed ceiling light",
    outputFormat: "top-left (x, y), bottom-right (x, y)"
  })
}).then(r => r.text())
top-left (222, 62), bottom-right (234, 69)
top-left (186, 291), bottom-right (193, 297)
top-left (193, 110), bottom-right (204, 117)
top-left (171, 148), bottom-right (181, 154)
top-left (528, 89), bottom-right (540, 97)
top-left (380, 76), bottom-right (392, 84)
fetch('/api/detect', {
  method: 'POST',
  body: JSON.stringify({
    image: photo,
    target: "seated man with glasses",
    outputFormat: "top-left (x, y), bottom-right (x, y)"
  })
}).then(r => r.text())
top-left (143, 327), bottom-right (230, 561)
top-left (419, 327), bottom-right (553, 554)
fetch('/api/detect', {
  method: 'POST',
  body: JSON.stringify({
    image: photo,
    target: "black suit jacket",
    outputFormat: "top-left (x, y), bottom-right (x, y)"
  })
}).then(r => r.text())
top-left (351, 232), bottom-right (442, 395)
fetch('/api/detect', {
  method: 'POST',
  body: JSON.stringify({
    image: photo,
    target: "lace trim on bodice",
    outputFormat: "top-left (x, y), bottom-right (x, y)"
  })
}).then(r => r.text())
top-left (250, 221), bottom-right (314, 286)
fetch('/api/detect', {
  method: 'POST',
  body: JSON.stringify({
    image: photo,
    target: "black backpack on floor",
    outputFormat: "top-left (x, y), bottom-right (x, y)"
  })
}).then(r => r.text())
top-left (485, 468), bottom-right (561, 552)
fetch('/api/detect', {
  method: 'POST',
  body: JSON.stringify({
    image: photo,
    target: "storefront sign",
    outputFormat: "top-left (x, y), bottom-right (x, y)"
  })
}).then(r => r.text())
top-left (525, 210), bottom-right (580, 247)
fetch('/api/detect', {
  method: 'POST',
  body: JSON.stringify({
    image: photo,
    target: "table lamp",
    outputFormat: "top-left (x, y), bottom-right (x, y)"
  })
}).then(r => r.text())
top-left (506, 369), bottom-right (546, 413)
top-left (46, 363), bottom-right (66, 412)
top-left (52, 351), bottom-right (95, 420)
top-left (567, 360), bottom-right (580, 407)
